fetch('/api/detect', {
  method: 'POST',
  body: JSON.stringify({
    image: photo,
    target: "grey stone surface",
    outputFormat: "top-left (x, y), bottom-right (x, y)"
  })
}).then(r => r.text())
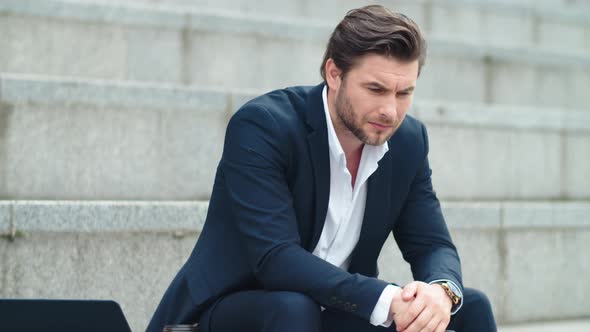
top-left (1, 74), bottom-right (589, 200)
top-left (186, 30), bottom-right (325, 90)
top-left (502, 202), bottom-right (590, 228)
top-left (12, 201), bottom-right (208, 232)
top-left (0, 0), bottom-right (589, 108)
top-left (429, 4), bottom-right (537, 50)
top-left (0, 76), bottom-right (229, 200)
top-left (504, 229), bottom-right (590, 322)
top-left (126, 27), bottom-right (184, 83)
top-left (187, 10), bottom-right (331, 42)
top-left (534, 65), bottom-right (572, 109)
top-left (483, 10), bottom-right (535, 49)
top-left (70, 0), bottom-right (590, 35)
top-left (3, 199), bottom-right (552, 233)
top-left (0, 201), bottom-right (11, 233)
top-left (500, 320), bottom-right (590, 332)
top-left (416, 54), bottom-right (487, 104)
top-left (3, 103), bottom-right (225, 200)
top-left (0, 0), bottom-right (188, 29)
top-left (571, 69), bottom-right (590, 109)
top-left (488, 61), bottom-right (536, 107)
top-left (564, 134), bottom-right (590, 198)
top-left (0, 102), bottom-right (10, 193)
top-left (426, 125), bottom-right (562, 200)
top-left (440, 202), bottom-right (502, 229)
top-left (430, 4), bottom-right (484, 45)
top-left (450, 228), bottom-right (503, 322)
top-left (0, 231), bottom-right (199, 332)
top-left (412, 101), bottom-right (590, 132)
top-left (537, 20), bottom-right (587, 54)
top-left (0, 74), bottom-right (228, 111)
top-left (0, 15), bottom-right (128, 80)
top-left (1, 200), bottom-right (590, 326)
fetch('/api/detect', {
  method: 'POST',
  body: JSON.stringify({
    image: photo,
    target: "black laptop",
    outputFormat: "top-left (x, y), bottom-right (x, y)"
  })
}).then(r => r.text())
top-left (0, 299), bottom-right (132, 332)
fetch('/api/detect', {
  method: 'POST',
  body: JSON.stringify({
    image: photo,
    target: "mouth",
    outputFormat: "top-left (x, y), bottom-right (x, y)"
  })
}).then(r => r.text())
top-left (368, 122), bottom-right (393, 130)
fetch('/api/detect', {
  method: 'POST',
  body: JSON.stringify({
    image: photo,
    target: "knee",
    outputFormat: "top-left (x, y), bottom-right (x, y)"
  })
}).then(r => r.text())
top-left (268, 292), bottom-right (321, 322)
top-left (464, 288), bottom-right (493, 314)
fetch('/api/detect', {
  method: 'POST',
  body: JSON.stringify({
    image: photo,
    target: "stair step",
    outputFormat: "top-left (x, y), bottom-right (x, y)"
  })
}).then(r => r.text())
top-left (1, 73), bottom-right (589, 200)
top-left (0, 0), bottom-right (589, 108)
top-left (1, 199), bottom-right (590, 329)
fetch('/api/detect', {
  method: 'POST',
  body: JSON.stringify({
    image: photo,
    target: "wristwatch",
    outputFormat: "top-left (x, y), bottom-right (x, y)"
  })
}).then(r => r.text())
top-left (439, 282), bottom-right (461, 305)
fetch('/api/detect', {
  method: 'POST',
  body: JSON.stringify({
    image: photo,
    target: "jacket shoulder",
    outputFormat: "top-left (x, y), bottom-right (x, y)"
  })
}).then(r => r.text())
top-left (387, 114), bottom-right (429, 165)
top-left (233, 86), bottom-right (312, 125)
top-left (390, 114), bottom-right (426, 145)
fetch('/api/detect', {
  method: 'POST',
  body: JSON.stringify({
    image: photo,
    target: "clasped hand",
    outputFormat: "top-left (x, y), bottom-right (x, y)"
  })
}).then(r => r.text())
top-left (390, 281), bottom-right (452, 332)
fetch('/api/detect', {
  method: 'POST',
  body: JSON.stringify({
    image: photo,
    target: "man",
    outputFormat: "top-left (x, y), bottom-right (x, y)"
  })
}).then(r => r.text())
top-left (148, 5), bottom-right (496, 332)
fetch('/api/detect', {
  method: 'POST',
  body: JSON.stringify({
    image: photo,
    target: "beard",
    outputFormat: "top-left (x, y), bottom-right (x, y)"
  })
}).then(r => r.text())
top-left (334, 87), bottom-right (397, 146)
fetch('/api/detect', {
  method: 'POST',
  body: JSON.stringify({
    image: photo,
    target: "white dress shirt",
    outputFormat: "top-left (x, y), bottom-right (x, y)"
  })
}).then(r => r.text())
top-left (312, 86), bottom-right (461, 327)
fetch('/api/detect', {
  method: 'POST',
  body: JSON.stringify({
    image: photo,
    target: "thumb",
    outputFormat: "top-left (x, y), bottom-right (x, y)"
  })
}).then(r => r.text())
top-left (402, 282), bottom-right (418, 301)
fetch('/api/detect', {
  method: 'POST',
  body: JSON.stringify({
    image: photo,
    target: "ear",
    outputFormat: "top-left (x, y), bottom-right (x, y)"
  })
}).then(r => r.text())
top-left (325, 58), bottom-right (342, 92)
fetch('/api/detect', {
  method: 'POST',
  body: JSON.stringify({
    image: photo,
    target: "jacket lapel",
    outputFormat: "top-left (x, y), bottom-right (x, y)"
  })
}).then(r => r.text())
top-left (305, 84), bottom-right (331, 251)
top-left (348, 151), bottom-right (393, 275)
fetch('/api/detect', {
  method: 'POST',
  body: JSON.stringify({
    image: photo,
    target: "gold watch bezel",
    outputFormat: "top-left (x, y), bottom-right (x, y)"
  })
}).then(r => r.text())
top-left (440, 282), bottom-right (460, 305)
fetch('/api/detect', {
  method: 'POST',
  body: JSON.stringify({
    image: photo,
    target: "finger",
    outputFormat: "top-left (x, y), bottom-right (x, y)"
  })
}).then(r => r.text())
top-left (418, 316), bottom-right (440, 332)
top-left (404, 309), bottom-right (433, 332)
top-left (395, 296), bottom-right (426, 331)
top-left (391, 289), bottom-right (411, 319)
top-left (402, 282), bottom-right (419, 301)
top-left (434, 320), bottom-right (448, 332)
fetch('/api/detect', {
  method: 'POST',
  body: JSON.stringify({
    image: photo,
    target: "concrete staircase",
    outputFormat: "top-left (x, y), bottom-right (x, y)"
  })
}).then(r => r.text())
top-left (1, 0), bottom-right (589, 330)
top-left (1, 0), bottom-right (590, 107)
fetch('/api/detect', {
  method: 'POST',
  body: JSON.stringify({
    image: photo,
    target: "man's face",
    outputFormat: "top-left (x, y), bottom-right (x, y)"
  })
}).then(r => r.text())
top-left (331, 54), bottom-right (419, 146)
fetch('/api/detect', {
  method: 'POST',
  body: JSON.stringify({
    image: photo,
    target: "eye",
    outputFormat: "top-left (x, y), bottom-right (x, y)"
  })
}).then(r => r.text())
top-left (397, 91), bottom-right (411, 97)
top-left (368, 87), bottom-right (384, 94)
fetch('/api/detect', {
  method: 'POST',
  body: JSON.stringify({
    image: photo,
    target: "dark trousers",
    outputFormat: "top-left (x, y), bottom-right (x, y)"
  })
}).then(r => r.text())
top-left (198, 287), bottom-right (497, 332)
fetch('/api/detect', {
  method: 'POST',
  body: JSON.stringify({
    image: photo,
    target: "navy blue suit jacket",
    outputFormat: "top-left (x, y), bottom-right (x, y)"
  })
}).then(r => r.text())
top-left (147, 83), bottom-right (462, 331)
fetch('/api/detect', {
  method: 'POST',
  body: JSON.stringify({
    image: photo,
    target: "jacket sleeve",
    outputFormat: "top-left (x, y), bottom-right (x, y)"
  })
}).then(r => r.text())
top-left (392, 123), bottom-right (463, 291)
top-left (220, 104), bottom-right (389, 320)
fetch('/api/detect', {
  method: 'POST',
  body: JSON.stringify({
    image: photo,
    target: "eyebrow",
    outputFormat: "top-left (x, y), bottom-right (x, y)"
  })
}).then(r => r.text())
top-left (363, 82), bottom-right (415, 93)
top-left (398, 86), bottom-right (415, 93)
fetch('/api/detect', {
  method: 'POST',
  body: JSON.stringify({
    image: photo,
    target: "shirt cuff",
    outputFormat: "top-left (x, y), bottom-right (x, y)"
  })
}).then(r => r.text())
top-left (369, 284), bottom-right (401, 327)
top-left (429, 279), bottom-right (463, 315)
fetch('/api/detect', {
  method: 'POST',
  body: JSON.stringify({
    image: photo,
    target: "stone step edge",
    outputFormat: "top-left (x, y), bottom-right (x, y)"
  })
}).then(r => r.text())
top-left (3, 0), bottom-right (589, 30)
top-left (0, 0), bottom-right (589, 68)
top-left (1, 200), bottom-right (590, 234)
top-left (444, 0), bottom-right (590, 24)
top-left (1, 73), bottom-right (589, 133)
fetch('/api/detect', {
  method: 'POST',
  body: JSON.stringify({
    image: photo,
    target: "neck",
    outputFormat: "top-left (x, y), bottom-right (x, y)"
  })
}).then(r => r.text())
top-left (339, 135), bottom-right (364, 161)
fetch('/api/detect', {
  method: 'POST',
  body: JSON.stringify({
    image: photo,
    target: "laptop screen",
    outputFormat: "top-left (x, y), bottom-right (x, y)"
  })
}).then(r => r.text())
top-left (0, 299), bottom-right (132, 332)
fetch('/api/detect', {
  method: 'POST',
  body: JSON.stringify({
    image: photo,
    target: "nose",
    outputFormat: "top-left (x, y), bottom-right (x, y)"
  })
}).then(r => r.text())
top-left (378, 99), bottom-right (397, 120)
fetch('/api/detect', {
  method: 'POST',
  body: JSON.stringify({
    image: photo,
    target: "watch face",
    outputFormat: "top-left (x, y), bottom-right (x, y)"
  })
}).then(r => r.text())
top-left (446, 282), bottom-right (461, 298)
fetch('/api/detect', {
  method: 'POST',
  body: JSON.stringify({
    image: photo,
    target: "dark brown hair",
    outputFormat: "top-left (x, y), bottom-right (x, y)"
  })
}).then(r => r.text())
top-left (320, 5), bottom-right (427, 81)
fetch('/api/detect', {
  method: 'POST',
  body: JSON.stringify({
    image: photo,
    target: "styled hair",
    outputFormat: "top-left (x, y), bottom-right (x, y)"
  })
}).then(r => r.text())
top-left (320, 5), bottom-right (427, 81)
